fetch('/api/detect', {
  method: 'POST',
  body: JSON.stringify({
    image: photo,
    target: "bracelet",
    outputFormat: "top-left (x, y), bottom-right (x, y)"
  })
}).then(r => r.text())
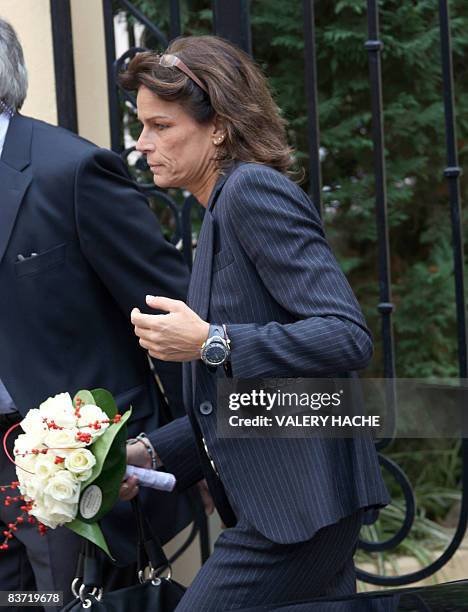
top-left (127, 433), bottom-right (161, 470)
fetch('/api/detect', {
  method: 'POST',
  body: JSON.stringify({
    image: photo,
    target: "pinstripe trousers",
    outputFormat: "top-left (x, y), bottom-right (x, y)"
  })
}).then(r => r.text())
top-left (175, 509), bottom-right (364, 611)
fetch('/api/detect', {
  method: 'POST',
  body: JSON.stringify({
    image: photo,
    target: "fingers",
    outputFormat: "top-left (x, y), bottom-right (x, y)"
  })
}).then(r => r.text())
top-left (146, 295), bottom-right (185, 313)
top-left (119, 476), bottom-right (139, 501)
top-left (131, 308), bottom-right (164, 328)
top-left (196, 479), bottom-right (215, 516)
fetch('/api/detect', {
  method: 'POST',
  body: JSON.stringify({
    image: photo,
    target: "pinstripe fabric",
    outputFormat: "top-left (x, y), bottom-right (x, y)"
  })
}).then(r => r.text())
top-left (176, 509), bottom-right (363, 611)
top-left (148, 412), bottom-right (203, 490)
top-left (152, 161), bottom-right (389, 541)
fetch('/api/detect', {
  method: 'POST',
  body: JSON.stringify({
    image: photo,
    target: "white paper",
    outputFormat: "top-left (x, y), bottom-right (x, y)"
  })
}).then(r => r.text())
top-left (125, 465), bottom-right (176, 492)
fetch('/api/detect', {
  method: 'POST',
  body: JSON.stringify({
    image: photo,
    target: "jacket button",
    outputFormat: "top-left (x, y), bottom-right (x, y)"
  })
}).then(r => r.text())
top-left (199, 401), bottom-right (213, 415)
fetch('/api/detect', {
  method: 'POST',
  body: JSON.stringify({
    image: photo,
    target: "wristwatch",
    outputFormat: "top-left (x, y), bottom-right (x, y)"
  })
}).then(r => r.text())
top-left (200, 324), bottom-right (231, 367)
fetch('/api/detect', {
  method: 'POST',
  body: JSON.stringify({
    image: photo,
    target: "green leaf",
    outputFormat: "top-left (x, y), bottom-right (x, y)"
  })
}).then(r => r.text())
top-left (78, 408), bottom-right (132, 523)
top-left (67, 519), bottom-right (114, 560)
top-left (73, 390), bottom-right (95, 407)
top-left (91, 388), bottom-right (118, 419)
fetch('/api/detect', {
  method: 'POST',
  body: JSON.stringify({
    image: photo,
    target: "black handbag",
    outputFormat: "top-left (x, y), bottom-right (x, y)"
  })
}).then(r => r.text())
top-left (61, 497), bottom-right (186, 611)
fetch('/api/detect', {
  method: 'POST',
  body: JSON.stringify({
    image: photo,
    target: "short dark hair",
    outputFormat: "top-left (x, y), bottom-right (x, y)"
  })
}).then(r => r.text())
top-left (119, 35), bottom-right (295, 176)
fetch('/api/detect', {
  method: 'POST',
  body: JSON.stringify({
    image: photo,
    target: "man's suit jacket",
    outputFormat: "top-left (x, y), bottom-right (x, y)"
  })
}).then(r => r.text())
top-left (0, 113), bottom-right (192, 559)
top-left (152, 161), bottom-right (391, 544)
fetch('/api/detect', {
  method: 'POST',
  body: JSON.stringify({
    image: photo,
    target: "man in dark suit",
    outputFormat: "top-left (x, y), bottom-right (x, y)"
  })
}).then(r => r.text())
top-left (0, 19), bottom-right (192, 605)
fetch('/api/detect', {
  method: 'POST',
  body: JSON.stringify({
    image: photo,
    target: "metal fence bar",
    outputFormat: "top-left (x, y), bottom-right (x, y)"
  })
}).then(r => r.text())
top-left (212, 0), bottom-right (252, 55)
top-left (364, 0), bottom-right (397, 455)
top-left (50, 0), bottom-right (78, 133)
top-left (102, 0), bottom-right (121, 152)
top-left (439, 0), bottom-right (467, 379)
top-left (365, 0), bottom-right (396, 384)
top-left (302, 0), bottom-right (322, 216)
top-left (170, 0), bottom-right (182, 41)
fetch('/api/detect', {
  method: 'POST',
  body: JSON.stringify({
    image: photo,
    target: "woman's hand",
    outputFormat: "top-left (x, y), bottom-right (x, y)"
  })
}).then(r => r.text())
top-left (127, 439), bottom-right (152, 469)
top-left (131, 295), bottom-right (210, 362)
top-left (119, 440), bottom-right (151, 502)
top-left (196, 479), bottom-right (215, 516)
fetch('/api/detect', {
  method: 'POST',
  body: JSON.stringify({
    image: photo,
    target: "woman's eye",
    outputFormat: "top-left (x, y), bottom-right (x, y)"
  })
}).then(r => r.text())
top-left (154, 123), bottom-right (169, 130)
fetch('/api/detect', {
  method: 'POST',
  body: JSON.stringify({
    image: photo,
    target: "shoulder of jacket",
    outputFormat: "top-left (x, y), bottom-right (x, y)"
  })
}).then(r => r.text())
top-left (225, 162), bottom-right (304, 203)
top-left (228, 161), bottom-right (283, 182)
top-left (27, 116), bottom-right (129, 175)
top-left (29, 116), bottom-right (97, 153)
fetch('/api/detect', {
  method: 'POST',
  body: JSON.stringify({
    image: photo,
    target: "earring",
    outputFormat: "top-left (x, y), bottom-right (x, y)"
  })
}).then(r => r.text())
top-left (214, 137), bottom-right (224, 145)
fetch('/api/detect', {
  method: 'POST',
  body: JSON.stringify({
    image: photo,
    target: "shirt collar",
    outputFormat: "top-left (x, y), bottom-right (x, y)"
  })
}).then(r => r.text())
top-left (0, 99), bottom-right (15, 118)
top-left (0, 112), bottom-right (11, 158)
top-left (0, 100), bottom-right (15, 157)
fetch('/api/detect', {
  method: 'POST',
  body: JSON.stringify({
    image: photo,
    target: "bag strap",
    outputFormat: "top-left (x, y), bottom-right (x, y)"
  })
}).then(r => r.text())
top-left (71, 539), bottom-right (104, 606)
top-left (72, 494), bottom-right (171, 600)
top-left (132, 496), bottom-right (172, 581)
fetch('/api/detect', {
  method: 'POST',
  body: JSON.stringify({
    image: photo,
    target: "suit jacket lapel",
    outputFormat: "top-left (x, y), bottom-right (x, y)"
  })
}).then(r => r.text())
top-left (187, 162), bottom-right (243, 317)
top-left (187, 210), bottom-right (214, 320)
top-left (185, 163), bottom-right (244, 408)
top-left (0, 114), bottom-right (32, 264)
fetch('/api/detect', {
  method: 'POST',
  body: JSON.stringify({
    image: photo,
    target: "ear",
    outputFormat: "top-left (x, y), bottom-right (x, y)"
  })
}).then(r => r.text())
top-left (211, 115), bottom-right (227, 145)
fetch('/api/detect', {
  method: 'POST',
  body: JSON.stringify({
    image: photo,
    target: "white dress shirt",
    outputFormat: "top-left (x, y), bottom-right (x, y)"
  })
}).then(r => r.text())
top-left (0, 110), bottom-right (10, 156)
top-left (0, 110), bottom-right (17, 413)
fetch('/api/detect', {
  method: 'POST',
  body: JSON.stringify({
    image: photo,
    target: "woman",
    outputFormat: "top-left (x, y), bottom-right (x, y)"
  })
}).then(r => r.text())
top-left (119, 35), bottom-right (389, 610)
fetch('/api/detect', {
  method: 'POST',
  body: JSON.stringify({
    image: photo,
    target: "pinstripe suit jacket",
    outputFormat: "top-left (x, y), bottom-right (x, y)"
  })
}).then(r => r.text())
top-left (150, 162), bottom-right (390, 544)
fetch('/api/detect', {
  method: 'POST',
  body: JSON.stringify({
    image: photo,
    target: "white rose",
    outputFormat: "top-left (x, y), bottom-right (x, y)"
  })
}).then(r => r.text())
top-left (20, 409), bottom-right (48, 444)
top-left (15, 452), bottom-right (38, 480)
top-left (65, 449), bottom-right (96, 475)
top-left (77, 404), bottom-right (110, 439)
top-left (14, 433), bottom-right (45, 457)
top-left (44, 428), bottom-right (86, 455)
top-left (14, 436), bottom-right (42, 494)
top-left (30, 497), bottom-right (77, 529)
top-left (19, 474), bottom-right (43, 501)
top-left (75, 469), bottom-right (93, 483)
top-left (34, 453), bottom-right (64, 480)
top-left (43, 470), bottom-right (80, 504)
top-left (39, 392), bottom-right (77, 429)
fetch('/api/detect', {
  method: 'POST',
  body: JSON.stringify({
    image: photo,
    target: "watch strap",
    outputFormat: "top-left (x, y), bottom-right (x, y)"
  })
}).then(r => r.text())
top-left (208, 324), bottom-right (224, 339)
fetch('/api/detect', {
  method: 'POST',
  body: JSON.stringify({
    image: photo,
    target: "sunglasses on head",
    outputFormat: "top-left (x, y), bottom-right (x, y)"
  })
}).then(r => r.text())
top-left (158, 54), bottom-right (208, 95)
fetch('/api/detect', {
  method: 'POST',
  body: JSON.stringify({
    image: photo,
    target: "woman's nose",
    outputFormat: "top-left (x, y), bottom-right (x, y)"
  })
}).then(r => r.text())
top-left (136, 129), bottom-right (154, 154)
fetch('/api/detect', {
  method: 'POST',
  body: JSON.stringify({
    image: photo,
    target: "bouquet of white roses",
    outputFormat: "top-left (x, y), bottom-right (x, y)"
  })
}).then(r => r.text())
top-left (1, 389), bottom-right (131, 558)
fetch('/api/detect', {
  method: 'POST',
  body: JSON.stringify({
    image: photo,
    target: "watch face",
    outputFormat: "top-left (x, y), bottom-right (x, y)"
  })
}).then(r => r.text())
top-left (206, 343), bottom-right (227, 365)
